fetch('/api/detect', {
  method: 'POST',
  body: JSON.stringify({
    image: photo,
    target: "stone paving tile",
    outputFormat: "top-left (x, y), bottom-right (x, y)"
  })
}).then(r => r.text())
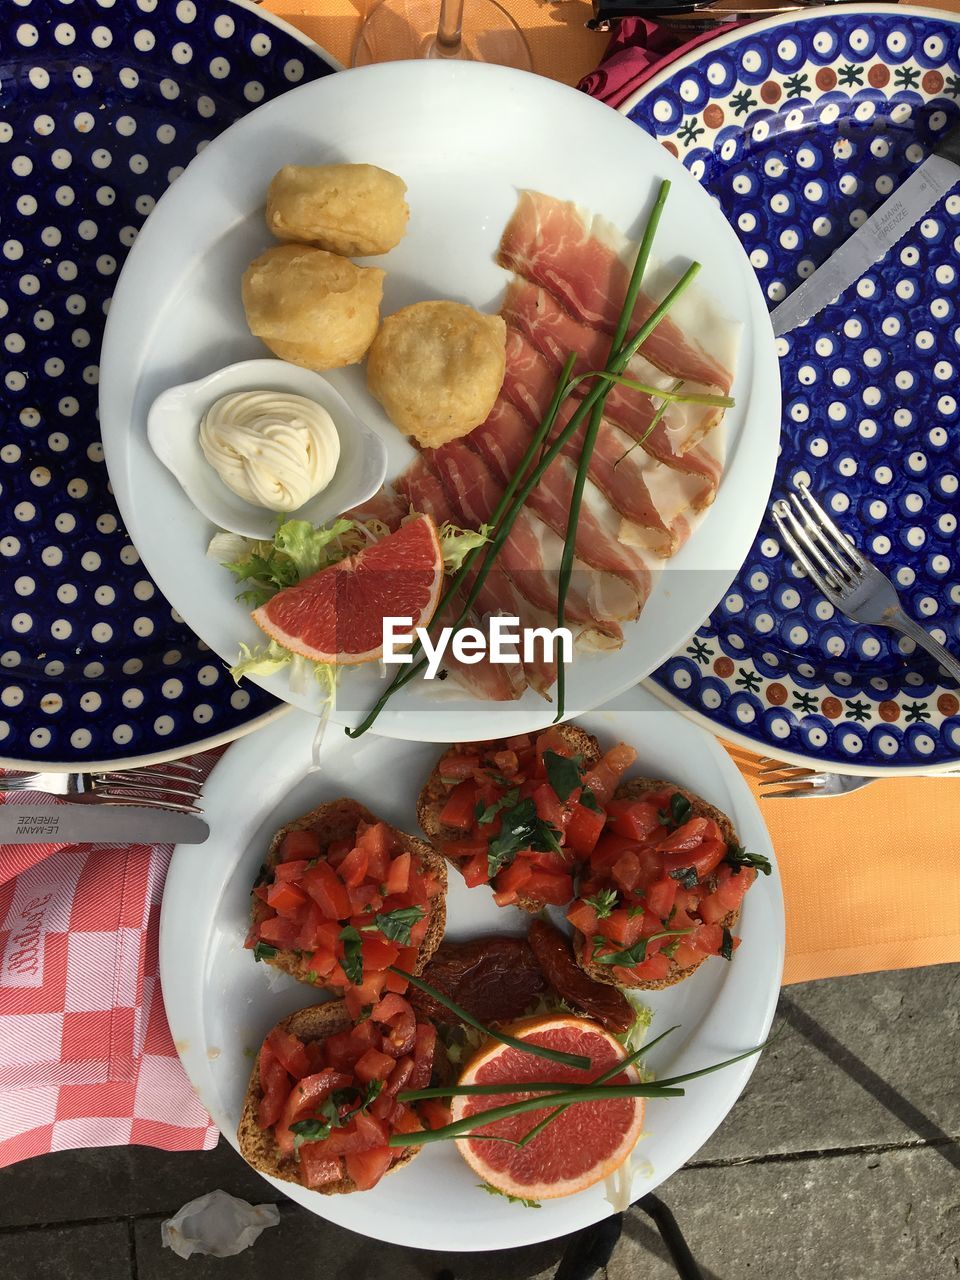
top-left (610, 1145), bottom-right (960, 1280)
top-left (0, 1139), bottom-right (278, 1229)
top-left (697, 964), bottom-right (960, 1163)
top-left (133, 1204), bottom-right (570, 1280)
top-left (0, 1221), bottom-right (131, 1280)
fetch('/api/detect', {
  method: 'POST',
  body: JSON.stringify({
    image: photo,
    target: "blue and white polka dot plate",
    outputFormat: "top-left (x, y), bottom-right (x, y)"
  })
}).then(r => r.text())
top-left (624, 5), bottom-right (960, 774)
top-left (0, 0), bottom-right (337, 767)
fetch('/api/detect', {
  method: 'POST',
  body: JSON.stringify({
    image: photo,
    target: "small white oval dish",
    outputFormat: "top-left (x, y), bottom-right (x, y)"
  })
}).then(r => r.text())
top-left (147, 358), bottom-right (388, 539)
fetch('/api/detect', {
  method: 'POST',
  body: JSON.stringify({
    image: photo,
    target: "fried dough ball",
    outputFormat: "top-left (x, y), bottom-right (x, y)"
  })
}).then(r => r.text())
top-left (265, 163), bottom-right (409, 258)
top-left (366, 301), bottom-right (507, 448)
top-left (241, 244), bottom-right (384, 370)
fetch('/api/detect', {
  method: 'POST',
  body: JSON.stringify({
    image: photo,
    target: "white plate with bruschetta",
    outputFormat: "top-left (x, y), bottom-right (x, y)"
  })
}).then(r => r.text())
top-left (100, 59), bottom-right (780, 744)
top-left (160, 686), bottom-right (783, 1250)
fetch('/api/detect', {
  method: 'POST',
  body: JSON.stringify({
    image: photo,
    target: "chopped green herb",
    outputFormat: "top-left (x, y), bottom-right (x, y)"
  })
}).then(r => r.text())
top-left (725, 844), bottom-right (772, 876)
top-left (357, 1004), bottom-right (373, 1022)
top-left (668, 865), bottom-right (699, 889)
top-left (339, 925), bottom-right (363, 985)
top-left (475, 787), bottom-right (520, 826)
top-left (662, 938), bottom-right (682, 959)
top-left (593, 928), bottom-right (694, 968)
top-left (305, 969), bottom-right (319, 984)
top-left (720, 927), bottom-right (734, 961)
top-left (292, 1080), bottom-right (384, 1154)
top-left (658, 792), bottom-right (692, 830)
top-left (252, 942), bottom-right (278, 963)
top-left (584, 887), bottom-right (619, 919)
top-left (579, 786), bottom-right (602, 812)
top-left (478, 1183), bottom-right (541, 1208)
top-left (487, 797), bottom-right (563, 879)
top-left (253, 863), bottom-right (271, 888)
top-left (543, 750), bottom-right (582, 803)
top-left (361, 905), bottom-right (426, 947)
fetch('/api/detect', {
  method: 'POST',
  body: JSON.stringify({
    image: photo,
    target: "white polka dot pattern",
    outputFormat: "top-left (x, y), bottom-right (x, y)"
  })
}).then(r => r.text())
top-left (0, 0), bottom-right (335, 764)
top-left (628, 11), bottom-right (960, 767)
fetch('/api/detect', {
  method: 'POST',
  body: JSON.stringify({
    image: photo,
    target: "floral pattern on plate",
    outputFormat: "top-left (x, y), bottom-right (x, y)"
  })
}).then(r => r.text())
top-left (0, 0), bottom-right (336, 766)
top-left (623, 6), bottom-right (960, 771)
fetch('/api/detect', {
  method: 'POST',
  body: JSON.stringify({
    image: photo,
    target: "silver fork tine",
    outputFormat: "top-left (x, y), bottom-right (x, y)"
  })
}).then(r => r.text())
top-left (797, 482), bottom-right (867, 571)
top-left (111, 768), bottom-right (204, 788)
top-left (772, 502), bottom-right (841, 595)
top-left (99, 781), bottom-right (202, 802)
top-left (757, 759), bottom-right (815, 778)
top-left (790, 492), bottom-right (857, 581)
top-left (106, 770), bottom-right (203, 795)
top-left (762, 787), bottom-right (819, 799)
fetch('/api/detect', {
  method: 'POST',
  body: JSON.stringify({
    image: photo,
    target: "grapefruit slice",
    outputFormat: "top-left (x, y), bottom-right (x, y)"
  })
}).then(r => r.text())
top-left (451, 1014), bottom-right (644, 1200)
top-left (252, 514), bottom-right (444, 664)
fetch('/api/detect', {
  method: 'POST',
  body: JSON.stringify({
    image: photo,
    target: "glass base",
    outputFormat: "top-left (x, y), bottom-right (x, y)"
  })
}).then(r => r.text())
top-left (353, 0), bottom-right (533, 70)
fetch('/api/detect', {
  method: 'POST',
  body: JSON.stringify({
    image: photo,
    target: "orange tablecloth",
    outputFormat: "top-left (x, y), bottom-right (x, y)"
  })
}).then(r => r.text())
top-left (263, 0), bottom-right (960, 986)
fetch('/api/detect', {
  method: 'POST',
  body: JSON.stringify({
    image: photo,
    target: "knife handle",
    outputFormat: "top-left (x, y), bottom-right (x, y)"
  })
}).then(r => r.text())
top-left (934, 119), bottom-right (960, 167)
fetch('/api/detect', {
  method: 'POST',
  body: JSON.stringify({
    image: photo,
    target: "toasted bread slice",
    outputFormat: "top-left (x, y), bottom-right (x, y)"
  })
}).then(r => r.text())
top-left (237, 1001), bottom-right (420, 1194)
top-left (251, 798), bottom-right (446, 988)
top-left (417, 725), bottom-right (602, 914)
top-left (573, 777), bottom-right (740, 992)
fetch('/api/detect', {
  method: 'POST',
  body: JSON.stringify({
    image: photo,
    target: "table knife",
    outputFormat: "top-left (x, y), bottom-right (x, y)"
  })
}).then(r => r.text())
top-left (770, 119), bottom-right (960, 338)
top-left (0, 803), bottom-right (209, 845)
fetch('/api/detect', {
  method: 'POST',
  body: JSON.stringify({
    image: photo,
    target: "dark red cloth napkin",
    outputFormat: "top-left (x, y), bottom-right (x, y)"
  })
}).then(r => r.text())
top-left (579, 16), bottom-right (740, 109)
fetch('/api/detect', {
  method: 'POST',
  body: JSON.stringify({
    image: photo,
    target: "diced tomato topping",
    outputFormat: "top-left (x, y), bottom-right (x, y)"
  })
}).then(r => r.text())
top-left (521, 870), bottom-right (573, 905)
top-left (410, 1022), bottom-right (436, 1089)
top-left (613, 952), bottom-right (671, 984)
top-left (418, 1100), bottom-right (452, 1131)
top-left (257, 915), bottom-right (301, 949)
top-left (326, 838), bottom-right (352, 867)
top-left (273, 860), bottom-right (309, 883)
top-left (440, 754), bottom-right (481, 780)
top-left (301, 861), bottom-right (351, 921)
top-left (372, 994), bottom-right (416, 1056)
top-left (581, 743), bottom-right (637, 805)
top-left (279, 829), bottom-right (321, 861)
top-left (565, 802), bottom-right (605, 857)
top-left (357, 821), bottom-right (392, 882)
top-left (461, 851), bottom-right (490, 888)
top-left (258, 1046), bottom-right (290, 1129)
top-left (646, 877), bottom-right (678, 921)
top-left (274, 1068), bottom-right (352, 1155)
top-left (384, 852), bottom-right (411, 895)
top-left (354, 1047), bottom-right (397, 1083)
top-left (566, 899), bottom-right (599, 937)
top-left (691, 922), bottom-right (725, 956)
top-left (660, 838), bottom-right (726, 881)
top-left (345, 1146), bottom-right (394, 1190)
top-left (360, 935), bottom-right (400, 972)
top-left (266, 1028), bottom-right (310, 1079)
top-left (298, 1145), bottom-right (343, 1189)
top-left (534, 727), bottom-right (576, 768)
top-left (337, 844), bottom-right (368, 888)
top-left (439, 780), bottom-right (478, 829)
top-left (265, 881), bottom-right (308, 915)
top-left (384, 1055), bottom-right (414, 1096)
top-left (605, 798), bottom-right (663, 841)
top-left (344, 972), bottom-right (388, 1020)
top-left (612, 851), bottom-right (643, 894)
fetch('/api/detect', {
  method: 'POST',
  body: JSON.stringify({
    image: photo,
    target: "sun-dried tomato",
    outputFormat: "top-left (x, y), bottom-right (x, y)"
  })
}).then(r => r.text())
top-left (528, 919), bottom-right (634, 1034)
top-left (410, 936), bottom-right (547, 1027)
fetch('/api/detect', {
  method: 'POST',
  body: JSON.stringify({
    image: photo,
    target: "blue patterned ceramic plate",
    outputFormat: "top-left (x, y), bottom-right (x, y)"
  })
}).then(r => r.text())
top-left (0, 0), bottom-right (338, 768)
top-left (624, 5), bottom-right (960, 774)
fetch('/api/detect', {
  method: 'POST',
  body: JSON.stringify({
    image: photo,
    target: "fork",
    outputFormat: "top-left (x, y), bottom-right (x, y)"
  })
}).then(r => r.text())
top-left (757, 759), bottom-right (878, 799)
top-left (771, 484), bottom-right (960, 686)
top-left (0, 763), bottom-right (205, 814)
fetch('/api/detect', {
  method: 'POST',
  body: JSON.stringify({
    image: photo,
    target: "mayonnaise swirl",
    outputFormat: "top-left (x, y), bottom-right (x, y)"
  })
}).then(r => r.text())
top-left (199, 390), bottom-right (340, 512)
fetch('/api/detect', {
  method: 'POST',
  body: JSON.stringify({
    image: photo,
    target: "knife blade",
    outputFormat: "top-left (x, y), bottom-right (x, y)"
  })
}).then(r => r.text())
top-left (0, 803), bottom-right (209, 846)
top-left (770, 120), bottom-right (960, 338)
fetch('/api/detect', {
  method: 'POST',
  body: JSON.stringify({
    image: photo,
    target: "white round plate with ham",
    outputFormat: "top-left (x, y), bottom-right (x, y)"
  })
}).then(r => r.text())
top-left (100, 60), bottom-right (780, 742)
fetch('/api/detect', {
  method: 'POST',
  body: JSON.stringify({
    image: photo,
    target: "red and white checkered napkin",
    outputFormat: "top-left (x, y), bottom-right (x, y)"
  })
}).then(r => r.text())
top-left (0, 751), bottom-right (225, 1168)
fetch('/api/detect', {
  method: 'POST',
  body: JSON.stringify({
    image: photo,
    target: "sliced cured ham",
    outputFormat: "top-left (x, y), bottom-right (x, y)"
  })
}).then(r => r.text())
top-left (465, 400), bottom-right (652, 609)
top-left (421, 443), bottom-right (624, 644)
top-left (499, 330), bottom-right (702, 550)
top-left (502, 279), bottom-right (723, 457)
top-left (498, 190), bottom-right (735, 393)
top-left (502, 315), bottom-right (721, 508)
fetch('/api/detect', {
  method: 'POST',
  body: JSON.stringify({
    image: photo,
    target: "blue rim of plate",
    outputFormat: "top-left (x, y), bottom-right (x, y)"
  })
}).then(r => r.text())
top-left (623, 4), bottom-right (960, 774)
top-left (0, 0), bottom-right (339, 769)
